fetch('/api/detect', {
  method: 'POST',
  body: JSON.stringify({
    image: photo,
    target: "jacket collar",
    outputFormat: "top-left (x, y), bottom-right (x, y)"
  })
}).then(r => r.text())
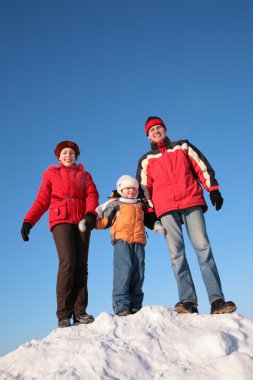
top-left (58, 162), bottom-right (84, 170)
top-left (151, 136), bottom-right (171, 151)
top-left (119, 197), bottom-right (140, 204)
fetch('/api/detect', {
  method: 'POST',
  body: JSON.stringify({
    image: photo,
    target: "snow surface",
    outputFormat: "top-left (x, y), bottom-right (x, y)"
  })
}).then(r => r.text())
top-left (0, 306), bottom-right (253, 380)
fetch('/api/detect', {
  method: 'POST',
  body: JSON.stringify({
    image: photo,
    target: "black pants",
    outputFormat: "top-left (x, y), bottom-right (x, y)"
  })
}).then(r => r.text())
top-left (52, 223), bottom-right (91, 321)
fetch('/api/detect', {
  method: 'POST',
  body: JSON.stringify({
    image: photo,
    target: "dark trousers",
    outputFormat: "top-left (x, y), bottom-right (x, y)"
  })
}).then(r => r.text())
top-left (52, 223), bottom-right (90, 321)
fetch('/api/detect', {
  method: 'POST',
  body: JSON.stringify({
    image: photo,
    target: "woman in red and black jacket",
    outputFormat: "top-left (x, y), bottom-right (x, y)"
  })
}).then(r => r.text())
top-left (21, 140), bottom-right (99, 328)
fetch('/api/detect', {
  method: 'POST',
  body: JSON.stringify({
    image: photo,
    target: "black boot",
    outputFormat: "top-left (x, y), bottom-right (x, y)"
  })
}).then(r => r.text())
top-left (174, 301), bottom-right (198, 314)
top-left (116, 309), bottom-right (131, 316)
top-left (211, 299), bottom-right (236, 314)
top-left (130, 308), bottom-right (141, 314)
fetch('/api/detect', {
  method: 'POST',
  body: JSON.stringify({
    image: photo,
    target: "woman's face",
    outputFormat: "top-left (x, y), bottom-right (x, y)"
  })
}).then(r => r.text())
top-left (59, 147), bottom-right (76, 167)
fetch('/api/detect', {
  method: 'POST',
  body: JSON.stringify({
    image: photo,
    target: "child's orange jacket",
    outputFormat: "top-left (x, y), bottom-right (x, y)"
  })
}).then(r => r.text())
top-left (96, 199), bottom-right (146, 245)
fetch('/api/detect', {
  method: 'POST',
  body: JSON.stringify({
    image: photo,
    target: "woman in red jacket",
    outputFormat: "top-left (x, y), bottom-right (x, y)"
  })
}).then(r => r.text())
top-left (21, 141), bottom-right (99, 328)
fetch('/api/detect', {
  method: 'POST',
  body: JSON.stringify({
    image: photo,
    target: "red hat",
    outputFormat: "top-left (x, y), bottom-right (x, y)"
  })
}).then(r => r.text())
top-left (145, 116), bottom-right (166, 136)
top-left (54, 141), bottom-right (80, 158)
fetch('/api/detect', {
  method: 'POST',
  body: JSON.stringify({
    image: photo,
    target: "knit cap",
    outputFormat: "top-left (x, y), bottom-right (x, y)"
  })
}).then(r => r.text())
top-left (145, 116), bottom-right (166, 136)
top-left (116, 175), bottom-right (139, 196)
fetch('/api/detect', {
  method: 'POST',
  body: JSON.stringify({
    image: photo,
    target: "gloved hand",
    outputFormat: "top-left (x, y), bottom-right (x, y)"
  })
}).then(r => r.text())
top-left (21, 222), bottom-right (32, 241)
top-left (153, 221), bottom-right (166, 235)
top-left (78, 218), bottom-right (87, 232)
top-left (79, 212), bottom-right (97, 231)
top-left (210, 190), bottom-right (223, 211)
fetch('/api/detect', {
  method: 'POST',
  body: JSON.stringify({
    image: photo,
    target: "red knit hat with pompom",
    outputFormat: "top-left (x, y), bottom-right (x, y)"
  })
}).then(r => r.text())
top-left (54, 141), bottom-right (80, 158)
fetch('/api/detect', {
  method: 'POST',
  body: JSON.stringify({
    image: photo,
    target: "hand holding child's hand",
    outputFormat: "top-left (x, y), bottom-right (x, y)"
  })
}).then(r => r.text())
top-left (153, 221), bottom-right (165, 235)
top-left (78, 219), bottom-right (87, 232)
top-left (79, 213), bottom-right (97, 232)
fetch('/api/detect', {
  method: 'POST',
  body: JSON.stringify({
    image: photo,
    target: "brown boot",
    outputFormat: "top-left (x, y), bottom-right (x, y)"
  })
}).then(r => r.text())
top-left (211, 299), bottom-right (237, 314)
top-left (174, 301), bottom-right (198, 314)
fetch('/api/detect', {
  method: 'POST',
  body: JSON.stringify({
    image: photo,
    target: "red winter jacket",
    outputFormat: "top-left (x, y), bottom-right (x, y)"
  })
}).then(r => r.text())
top-left (136, 137), bottom-right (220, 218)
top-left (24, 163), bottom-right (99, 231)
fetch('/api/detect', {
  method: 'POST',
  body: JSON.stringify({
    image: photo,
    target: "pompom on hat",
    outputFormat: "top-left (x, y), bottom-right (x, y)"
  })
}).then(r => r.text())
top-left (116, 175), bottom-right (139, 197)
top-left (145, 116), bottom-right (166, 136)
top-left (54, 141), bottom-right (80, 159)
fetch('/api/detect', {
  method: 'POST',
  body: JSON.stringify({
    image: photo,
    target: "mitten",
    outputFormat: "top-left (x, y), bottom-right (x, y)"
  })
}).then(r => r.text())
top-left (78, 219), bottom-right (87, 232)
top-left (21, 222), bottom-right (32, 241)
top-left (144, 211), bottom-right (157, 230)
top-left (210, 190), bottom-right (224, 211)
top-left (84, 212), bottom-right (97, 230)
top-left (153, 221), bottom-right (166, 235)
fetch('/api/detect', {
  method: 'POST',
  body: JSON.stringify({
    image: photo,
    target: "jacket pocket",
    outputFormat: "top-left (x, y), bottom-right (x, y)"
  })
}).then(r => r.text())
top-left (49, 201), bottom-right (67, 222)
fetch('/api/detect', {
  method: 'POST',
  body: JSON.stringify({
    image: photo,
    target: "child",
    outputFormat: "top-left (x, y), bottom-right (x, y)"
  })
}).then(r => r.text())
top-left (21, 140), bottom-right (99, 327)
top-left (94, 175), bottom-right (163, 316)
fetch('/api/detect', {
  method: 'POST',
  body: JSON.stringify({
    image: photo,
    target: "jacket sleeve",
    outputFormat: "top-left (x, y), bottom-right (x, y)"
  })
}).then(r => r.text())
top-left (96, 200), bottom-right (118, 230)
top-left (136, 157), bottom-right (155, 212)
top-left (185, 140), bottom-right (220, 192)
top-left (85, 173), bottom-right (99, 215)
top-left (23, 169), bottom-right (52, 227)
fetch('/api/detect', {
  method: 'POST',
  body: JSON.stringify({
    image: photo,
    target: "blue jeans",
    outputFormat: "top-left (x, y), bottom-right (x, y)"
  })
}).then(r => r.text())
top-left (160, 206), bottom-right (224, 305)
top-left (112, 240), bottom-right (145, 314)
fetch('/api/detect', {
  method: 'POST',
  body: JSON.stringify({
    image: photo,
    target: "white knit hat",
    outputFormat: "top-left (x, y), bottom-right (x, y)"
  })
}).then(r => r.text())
top-left (116, 175), bottom-right (139, 196)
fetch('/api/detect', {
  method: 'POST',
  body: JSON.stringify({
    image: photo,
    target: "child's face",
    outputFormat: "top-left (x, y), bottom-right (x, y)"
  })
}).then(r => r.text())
top-left (59, 148), bottom-right (76, 167)
top-left (121, 187), bottom-right (138, 199)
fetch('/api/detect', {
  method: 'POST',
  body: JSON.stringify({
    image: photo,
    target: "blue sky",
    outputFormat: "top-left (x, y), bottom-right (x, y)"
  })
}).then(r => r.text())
top-left (1, 0), bottom-right (253, 356)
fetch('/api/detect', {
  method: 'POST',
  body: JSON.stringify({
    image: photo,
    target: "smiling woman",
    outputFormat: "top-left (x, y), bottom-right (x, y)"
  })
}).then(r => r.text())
top-left (54, 140), bottom-right (80, 161)
top-left (20, 140), bottom-right (99, 328)
top-left (58, 147), bottom-right (76, 167)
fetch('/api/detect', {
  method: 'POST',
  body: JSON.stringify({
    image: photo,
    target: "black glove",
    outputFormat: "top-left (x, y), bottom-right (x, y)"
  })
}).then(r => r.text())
top-left (210, 190), bottom-right (223, 211)
top-left (21, 222), bottom-right (32, 241)
top-left (144, 211), bottom-right (157, 230)
top-left (84, 212), bottom-right (97, 230)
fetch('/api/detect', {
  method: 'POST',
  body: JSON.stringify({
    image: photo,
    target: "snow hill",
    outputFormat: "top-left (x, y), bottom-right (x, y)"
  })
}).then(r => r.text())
top-left (0, 306), bottom-right (253, 380)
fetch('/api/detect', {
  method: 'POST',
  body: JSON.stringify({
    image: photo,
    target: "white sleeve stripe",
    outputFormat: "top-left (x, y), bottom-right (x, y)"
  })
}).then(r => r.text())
top-left (140, 143), bottom-right (211, 197)
top-left (140, 152), bottom-right (162, 208)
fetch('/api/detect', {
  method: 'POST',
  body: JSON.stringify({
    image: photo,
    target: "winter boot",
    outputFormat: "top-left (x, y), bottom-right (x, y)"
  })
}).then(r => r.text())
top-left (116, 309), bottom-right (131, 316)
top-left (58, 318), bottom-right (71, 328)
top-left (211, 299), bottom-right (237, 314)
top-left (174, 301), bottom-right (198, 314)
top-left (73, 313), bottom-right (95, 324)
top-left (130, 308), bottom-right (141, 314)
